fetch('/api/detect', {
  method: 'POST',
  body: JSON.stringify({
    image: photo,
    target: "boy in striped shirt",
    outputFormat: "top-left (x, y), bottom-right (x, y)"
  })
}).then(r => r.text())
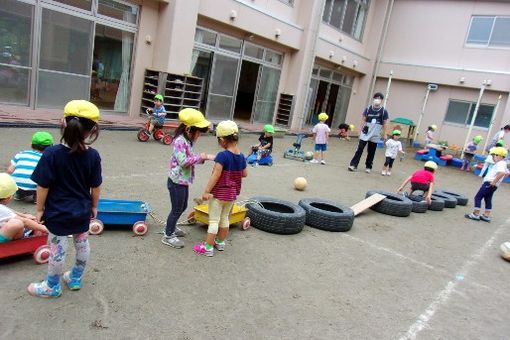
top-left (7, 131), bottom-right (53, 203)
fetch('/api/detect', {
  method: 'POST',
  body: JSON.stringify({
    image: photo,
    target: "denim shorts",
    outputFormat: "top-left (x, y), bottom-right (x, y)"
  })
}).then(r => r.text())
top-left (315, 144), bottom-right (327, 152)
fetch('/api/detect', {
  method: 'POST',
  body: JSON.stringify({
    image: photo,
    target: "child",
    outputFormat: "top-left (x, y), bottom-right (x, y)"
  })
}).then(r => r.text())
top-left (7, 131), bottom-right (54, 203)
top-left (465, 147), bottom-right (508, 222)
top-left (397, 161), bottom-right (437, 205)
top-left (0, 173), bottom-right (48, 243)
top-left (27, 100), bottom-right (102, 298)
top-left (486, 124), bottom-right (510, 152)
top-left (461, 135), bottom-right (482, 171)
top-left (480, 140), bottom-right (505, 177)
top-left (146, 94), bottom-right (166, 136)
top-left (310, 112), bottom-right (331, 164)
top-left (381, 130), bottom-right (405, 176)
top-left (162, 108), bottom-right (214, 248)
top-left (338, 123), bottom-right (354, 140)
top-left (250, 124), bottom-right (274, 167)
top-left (194, 120), bottom-right (247, 257)
top-left (425, 125), bottom-right (437, 146)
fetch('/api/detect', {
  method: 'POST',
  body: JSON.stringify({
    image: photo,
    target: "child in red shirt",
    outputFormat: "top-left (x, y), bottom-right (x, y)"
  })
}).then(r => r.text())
top-left (397, 161), bottom-right (437, 204)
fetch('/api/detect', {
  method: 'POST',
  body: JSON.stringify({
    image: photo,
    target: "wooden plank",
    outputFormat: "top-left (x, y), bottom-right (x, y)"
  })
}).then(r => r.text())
top-left (350, 193), bottom-right (386, 216)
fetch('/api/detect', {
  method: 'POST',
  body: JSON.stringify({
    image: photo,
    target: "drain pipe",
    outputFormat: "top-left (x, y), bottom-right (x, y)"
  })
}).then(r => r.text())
top-left (366, 0), bottom-right (395, 105)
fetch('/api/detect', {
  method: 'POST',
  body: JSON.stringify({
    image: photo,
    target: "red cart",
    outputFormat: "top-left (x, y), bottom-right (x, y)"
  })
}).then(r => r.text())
top-left (0, 235), bottom-right (50, 264)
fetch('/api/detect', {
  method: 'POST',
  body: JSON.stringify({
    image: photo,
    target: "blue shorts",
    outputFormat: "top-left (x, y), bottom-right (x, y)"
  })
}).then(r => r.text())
top-left (315, 144), bottom-right (327, 152)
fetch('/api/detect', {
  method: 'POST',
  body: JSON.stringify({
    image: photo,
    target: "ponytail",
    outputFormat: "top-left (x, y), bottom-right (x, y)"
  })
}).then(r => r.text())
top-left (61, 116), bottom-right (99, 153)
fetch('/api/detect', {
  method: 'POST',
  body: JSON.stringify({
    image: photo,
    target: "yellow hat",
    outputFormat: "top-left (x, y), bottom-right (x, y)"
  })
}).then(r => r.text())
top-left (349, 124), bottom-right (355, 130)
top-left (0, 173), bottom-right (18, 199)
top-left (424, 160), bottom-right (438, 170)
top-left (178, 108), bottom-right (210, 129)
top-left (490, 146), bottom-right (508, 158)
top-left (216, 120), bottom-right (239, 137)
top-left (318, 112), bottom-right (329, 122)
top-left (431, 124), bottom-right (437, 131)
top-left (64, 100), bottom-right (100, 123)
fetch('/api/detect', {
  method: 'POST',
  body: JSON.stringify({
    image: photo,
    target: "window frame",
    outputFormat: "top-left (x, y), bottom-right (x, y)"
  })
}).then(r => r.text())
top-left (444, 99), bottom-right (495, 129)
top-left (322, 0), bottom-right (369, 41)
top-left (465, 15), bottom-right (510, 49)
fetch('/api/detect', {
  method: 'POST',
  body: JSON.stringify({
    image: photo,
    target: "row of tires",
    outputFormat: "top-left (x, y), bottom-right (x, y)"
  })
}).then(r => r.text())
top-left (367, 189), bottom-right (468, 217)
top-left (245, 190), bottom-right (468, 234)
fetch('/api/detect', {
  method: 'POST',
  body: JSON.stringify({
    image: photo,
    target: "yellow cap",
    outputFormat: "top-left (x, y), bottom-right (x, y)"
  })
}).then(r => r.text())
top-left (424, 160), bottom-right (438, 170)
top-left (64, 100), bottom-right (100, 123)
top-left (318, 112), bottom-right (329, 121)
top-left (0, 173), bottom-right (18, 199)
top-left (490, 146), bottom-right (508, 158)
top-left (349, 124), bottom-right (355, 130)
top-left (431, 124), bottom-right (437, 131)
top-left (178, 108), bottom-right (210, 129)
top-left (216, 120), bottom-right (239, 137)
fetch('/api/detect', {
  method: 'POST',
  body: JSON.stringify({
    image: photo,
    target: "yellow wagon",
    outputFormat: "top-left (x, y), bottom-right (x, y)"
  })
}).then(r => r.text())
top-left (187, 203), bottom-right (251, 230)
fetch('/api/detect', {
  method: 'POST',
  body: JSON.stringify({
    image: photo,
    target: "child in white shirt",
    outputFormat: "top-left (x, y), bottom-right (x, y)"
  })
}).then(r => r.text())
top-left (310, 112), bottom-right (331, 165)
top-left (382, 130), bottom-right (405, 176)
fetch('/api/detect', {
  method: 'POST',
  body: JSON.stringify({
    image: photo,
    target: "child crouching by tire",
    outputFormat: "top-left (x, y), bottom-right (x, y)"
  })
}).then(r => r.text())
top-left (397, 161), bottom-right (437, 205)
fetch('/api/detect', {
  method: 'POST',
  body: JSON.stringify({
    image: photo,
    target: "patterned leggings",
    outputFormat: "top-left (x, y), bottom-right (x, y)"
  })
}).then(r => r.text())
top-left (47, 232), bottom-right (90, 288)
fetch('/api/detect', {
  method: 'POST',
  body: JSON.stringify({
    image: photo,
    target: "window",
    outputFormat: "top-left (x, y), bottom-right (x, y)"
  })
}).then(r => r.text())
top-left (98, 0), bottom-right (138, 24)
top-left (322, 0), bottom-right (369, 40)
top-left (194, 28), bottom-right (217, 46)
top-left (277, 0), bottom-right (294, 6)
top-left (444, 100), bottom-right (495, 128)
top-left (467, 16), bottom-right (510, 48)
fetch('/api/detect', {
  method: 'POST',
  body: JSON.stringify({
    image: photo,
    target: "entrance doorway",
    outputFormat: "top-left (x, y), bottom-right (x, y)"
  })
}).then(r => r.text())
top-left (234, 60), bottom-right (259, 122)
top-left (324, 84), bottom-right (339, 126)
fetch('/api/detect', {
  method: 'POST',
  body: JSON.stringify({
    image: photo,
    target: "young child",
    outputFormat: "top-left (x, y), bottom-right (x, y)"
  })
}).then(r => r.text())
top-left (146, 94), bottom-right (166, 136)
top-left (461, 135), bottom-right (482, 171)
top-left (338, 123), bottom-right (354, 140)
top-left (250, 124), bottom-right (274, 166)
top-left (465, 147), bottom-right (508, 222)
top-left (194, 120), bottom-right (247, 257)
top-left (162, 108), bottom-right (214, 248)
top-left (425, 125), bottom-right (437, 146)
top-left (480, 140), bottom-right (505, 177)
top-left (381, 130), bottom-right (405, 176)
top-left (310, 112), bottom-right (331, 164)
top-left (27, 100), bottom-right (102, 298)
top-left (0, 173), bottom-right (48, 243)
top-left (397, 161), bottom-right (437, 205)
top-left (7, 131), bottom-right (54, 203)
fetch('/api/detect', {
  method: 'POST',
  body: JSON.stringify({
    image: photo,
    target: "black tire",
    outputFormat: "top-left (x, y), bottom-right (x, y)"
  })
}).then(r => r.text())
top-left (246, 196), bottom-right (306, 235)
top-left (411, 193), bottom-right (445, 211)
top-left (298, 198), bottom-right (354, 232)
top-left (365, 190), bottom-right (413, 217)
top-left (431, 192), bottom-right (457, 208)
top-left (408, 195), bottom-right (428, 213)
top-left (435, 190), bottom-right (468, 206)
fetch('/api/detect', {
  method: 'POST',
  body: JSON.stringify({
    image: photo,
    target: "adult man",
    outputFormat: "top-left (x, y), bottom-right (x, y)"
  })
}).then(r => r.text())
top-left (348, 92), bottom-right (389, 173)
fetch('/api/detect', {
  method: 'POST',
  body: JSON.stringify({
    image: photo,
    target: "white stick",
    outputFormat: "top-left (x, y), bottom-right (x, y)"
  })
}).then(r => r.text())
top-left (482, 94), bottom-right (502, 154)
top-left (383, 70), bottom-right (393, 109)
top-left (414, 86), bottom-right (431, 143)
top-left (461, 81), bottom-right (487, 159)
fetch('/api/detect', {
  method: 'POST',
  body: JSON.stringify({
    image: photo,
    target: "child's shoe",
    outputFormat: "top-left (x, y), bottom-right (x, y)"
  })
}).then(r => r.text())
top-left (161, 234), bottom-right (184, 248)
top-left (214, 239), bottom-right (225, 251)
top-left (63, 271), bottom-right (82, 290)
top-left (465, 213), bottom-right (480, 221)
top-left (174, 227), bottom-right (186, 237)
top-left (310, 159), bottom-right (319, 164)
top-left (320, 160), bottom-right (326, 165)
top-left (381, 170), bottom-right (387, 176)
top-left (479, 215), bottom-right (491, 223)
top-left (387, 171), bottom-right (391, 176)
top-left (348, 165), bottom-right (356, 171)
top-left (27, 280), bottom-right (62, 298)
top-left (193, 242), bottom-right (214, 257)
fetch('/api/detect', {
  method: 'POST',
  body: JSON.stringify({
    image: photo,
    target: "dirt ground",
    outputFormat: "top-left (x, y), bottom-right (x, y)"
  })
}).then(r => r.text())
top-left (1, 127), bottom-right (509, 340)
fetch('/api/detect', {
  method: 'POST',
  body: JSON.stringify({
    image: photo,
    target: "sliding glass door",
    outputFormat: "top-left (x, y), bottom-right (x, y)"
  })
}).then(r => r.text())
top-left (253, 66), bottom-right (280, 123)
top-left (206, 54), bottom-right (239, 121)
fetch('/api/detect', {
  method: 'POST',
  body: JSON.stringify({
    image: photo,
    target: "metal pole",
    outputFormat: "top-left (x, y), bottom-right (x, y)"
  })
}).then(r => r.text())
top-left (461, 80), bottom-right (487, 159)
top-left (383, 70), bottom-right (393, 109)
top-left (414, 86), bottom-right (431, 143)
top-left (482, 94), bottom-right (502, 154)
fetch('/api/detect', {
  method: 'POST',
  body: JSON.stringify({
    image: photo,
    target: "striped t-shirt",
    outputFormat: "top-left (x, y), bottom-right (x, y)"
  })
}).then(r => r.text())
top-left (211, 150), bottom-right (246, 202)
top-left (10, 150), bottom-right (43, 191)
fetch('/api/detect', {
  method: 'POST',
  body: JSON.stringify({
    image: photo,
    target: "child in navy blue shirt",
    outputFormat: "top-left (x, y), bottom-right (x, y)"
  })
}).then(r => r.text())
top-left (461, 135), bottom-right (482, 171)
top-left (195, 120), bottom-right (247, 257)
top-left (28, 100), bottom-right (102, 298)
top-left (146, 94), bottom-right (166, 136)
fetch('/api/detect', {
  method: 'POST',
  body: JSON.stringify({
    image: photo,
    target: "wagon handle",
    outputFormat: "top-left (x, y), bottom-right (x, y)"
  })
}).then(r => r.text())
top-left (141, 201), bottom-right (153, 213)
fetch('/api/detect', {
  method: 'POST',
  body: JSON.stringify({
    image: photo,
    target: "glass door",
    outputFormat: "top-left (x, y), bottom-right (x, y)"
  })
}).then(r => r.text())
top-left (252, 66), bottom-right (280, 123)
top-left (206, 54), bottom-right (239, 120)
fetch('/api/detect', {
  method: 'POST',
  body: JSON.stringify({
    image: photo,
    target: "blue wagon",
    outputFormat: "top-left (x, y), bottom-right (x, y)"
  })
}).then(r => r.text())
top-left (89, 199), bottom-right (152, 236)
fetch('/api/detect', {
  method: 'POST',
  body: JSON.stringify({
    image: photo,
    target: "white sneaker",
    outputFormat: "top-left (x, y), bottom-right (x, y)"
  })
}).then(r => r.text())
top-left (365, 169), bottom-right (371, 173)
top-left (310, 159), bottom-right (319, 164)
top-left (381, 170), bottom-right (387, 176)
top-left (320, 160), bottom-right (326, 165)
top-left (387, 171), bottom-right (391, 176)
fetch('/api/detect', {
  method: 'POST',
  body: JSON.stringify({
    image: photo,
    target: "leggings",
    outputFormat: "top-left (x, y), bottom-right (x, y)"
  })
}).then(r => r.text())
top-left (47, 231), bottom-right (90, 288)
top-left (383, 157), bottom-right (395, 168)
top-left (474, 182), bottom-right (497, 211)
top-left (165, 179), bottom-right (188, 236)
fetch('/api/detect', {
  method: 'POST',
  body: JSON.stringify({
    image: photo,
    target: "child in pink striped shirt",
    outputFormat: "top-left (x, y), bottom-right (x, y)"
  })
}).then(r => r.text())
top-left (194, 120), bottom-right (248, 257)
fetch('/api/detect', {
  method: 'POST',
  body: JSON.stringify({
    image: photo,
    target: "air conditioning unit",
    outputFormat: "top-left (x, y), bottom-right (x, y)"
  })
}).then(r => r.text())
top-left (427, 83), bottom-right (438, 91)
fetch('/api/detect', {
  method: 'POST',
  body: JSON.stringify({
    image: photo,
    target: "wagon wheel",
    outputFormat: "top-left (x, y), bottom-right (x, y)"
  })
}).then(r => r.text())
top-left (137, 129), bottom-right (150, 142)
top-left (153, 129), bottom-right (164, 141)
top-left (241, 217), bottom-right (251, 230)
top-left (33, 245), bottom-right (50, 264)
top-left (187, 211), bottom-right (196, 224)
top-left (89, 219), bottom-right (104, 235)
top-left (132, 221), bottom-right (148, 236)
top-left (162, 134), bottom-right (173, 145)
